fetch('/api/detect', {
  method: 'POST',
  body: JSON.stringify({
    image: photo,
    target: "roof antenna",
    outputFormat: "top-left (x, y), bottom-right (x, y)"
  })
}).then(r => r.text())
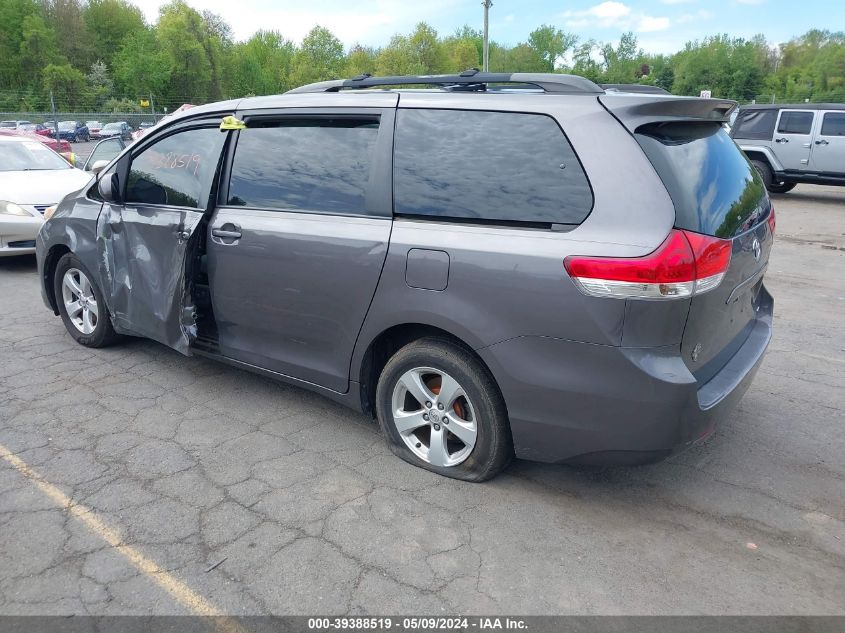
top-left (351, 73), bottom-right (372, 82)
top-left (459, 68), bottom-right (480, 77)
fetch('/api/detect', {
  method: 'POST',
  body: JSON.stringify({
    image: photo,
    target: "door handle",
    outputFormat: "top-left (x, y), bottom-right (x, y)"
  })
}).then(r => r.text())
top-left (815, 139), bottom-right (829, 145)
top-left (212, 228), bottom-right (242, 239)
top-left (775, 138), bottom-right (789, 143)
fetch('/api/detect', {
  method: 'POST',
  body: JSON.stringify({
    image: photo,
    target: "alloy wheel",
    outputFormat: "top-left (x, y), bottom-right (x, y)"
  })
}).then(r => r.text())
top-left (391, 367), bottom-right (478, 467)
top-left (61, 268), bottom-right (99, 335)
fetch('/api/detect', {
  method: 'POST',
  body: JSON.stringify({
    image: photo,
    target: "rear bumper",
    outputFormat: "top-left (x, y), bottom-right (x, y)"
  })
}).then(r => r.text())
top-left (478, 287), bottom-right (772, 464)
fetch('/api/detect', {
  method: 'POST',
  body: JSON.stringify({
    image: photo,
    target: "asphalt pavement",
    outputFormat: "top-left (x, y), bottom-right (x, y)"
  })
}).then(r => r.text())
top-left (0, 185), bottom-right (843, 615)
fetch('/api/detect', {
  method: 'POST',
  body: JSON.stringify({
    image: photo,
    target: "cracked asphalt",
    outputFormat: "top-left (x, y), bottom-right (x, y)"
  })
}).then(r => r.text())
top-left (1, 185), bottom-right (843, 616)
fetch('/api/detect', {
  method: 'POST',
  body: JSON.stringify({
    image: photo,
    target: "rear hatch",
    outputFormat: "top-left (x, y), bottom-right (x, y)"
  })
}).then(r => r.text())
top-left (633, 119), bottom-right (773, 383)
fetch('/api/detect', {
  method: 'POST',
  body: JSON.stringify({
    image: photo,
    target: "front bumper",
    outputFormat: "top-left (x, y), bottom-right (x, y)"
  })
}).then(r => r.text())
top-left (1, 215), bottom-right (43, 257)
top-left (478, 287), bottom-right (773, 464)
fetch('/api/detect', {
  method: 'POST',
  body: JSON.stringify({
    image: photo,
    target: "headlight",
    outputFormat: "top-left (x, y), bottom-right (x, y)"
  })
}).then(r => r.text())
top-left (43, 205), bottom-right (57, 220)
top-left (0, 201), bottom-right (30, 216)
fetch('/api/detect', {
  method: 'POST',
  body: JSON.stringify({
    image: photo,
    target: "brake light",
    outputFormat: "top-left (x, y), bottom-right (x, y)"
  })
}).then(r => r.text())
top-left (564, 229), bottom-right (732, 300)
top-left (767, 205), bottom-right (776, 236)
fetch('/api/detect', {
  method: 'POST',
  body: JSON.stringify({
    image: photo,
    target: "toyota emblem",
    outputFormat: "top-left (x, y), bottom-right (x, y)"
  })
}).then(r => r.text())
top-left (752, 238), bottom-right (761, 261)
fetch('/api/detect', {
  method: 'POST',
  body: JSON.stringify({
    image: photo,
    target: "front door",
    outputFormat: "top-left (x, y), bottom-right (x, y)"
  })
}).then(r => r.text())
top-left (810, 111), bottom-right (845, 175)
top-left (206, 110), bottom-right (395, 392)
top-left (98, 122), bottom-right (227, 353)
top-left (772, 109), bottom-right (816, 172)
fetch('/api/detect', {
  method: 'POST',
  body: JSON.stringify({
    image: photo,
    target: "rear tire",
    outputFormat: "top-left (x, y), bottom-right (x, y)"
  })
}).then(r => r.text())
top-left (53, 253), bottom-right (120, 348)
top-left (752, 159), bottom-right (795, 194)
top-left (375, 337), bottom-right (512, 482)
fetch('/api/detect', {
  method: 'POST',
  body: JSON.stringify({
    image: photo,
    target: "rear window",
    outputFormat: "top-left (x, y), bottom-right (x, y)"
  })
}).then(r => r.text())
top-left (777, 111), bottom-right (813, 135)
top-left (393, 109), bottom-right (593, 227)
top-left (635, 122), bottom-right (769, 239)
top-left (732, 109), bottom-right (777, 140)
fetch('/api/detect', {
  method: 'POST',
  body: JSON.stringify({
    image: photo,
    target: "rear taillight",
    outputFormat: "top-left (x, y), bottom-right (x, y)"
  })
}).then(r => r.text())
top-left (564, 229), bottom-right (732, 300)
top-left (767, 205), bottom-right (776, 236)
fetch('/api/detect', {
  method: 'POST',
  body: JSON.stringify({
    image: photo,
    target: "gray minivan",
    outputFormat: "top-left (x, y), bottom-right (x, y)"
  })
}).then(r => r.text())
top-left (732, 103), bottom-right (845, 193)
top-left (36, 72), bottom-right (774, 481)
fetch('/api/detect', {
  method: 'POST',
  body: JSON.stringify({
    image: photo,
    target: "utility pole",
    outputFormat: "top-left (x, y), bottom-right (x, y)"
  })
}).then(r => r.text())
top-left (482, 0), bottom-right (493, 72)
top-left (49, 90), bottom-right (58, 140)
top-left (150, 93), bottom-right (156, 121)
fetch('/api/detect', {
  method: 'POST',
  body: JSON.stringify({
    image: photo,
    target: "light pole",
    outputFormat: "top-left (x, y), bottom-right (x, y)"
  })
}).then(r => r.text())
top-left (482, 0), bottom-right (493, 72)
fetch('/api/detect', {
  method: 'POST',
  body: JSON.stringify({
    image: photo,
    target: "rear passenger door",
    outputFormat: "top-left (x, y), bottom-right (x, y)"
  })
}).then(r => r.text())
top-left (205, 108), bottom-right (396, 392)
top-left (810, 111), bottom-right (845, 175)
top-left (772, 109), bottom-right (816, 171)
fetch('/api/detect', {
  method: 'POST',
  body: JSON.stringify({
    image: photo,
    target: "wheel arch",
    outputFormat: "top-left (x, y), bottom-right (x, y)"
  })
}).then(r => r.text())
top-left (356, 323), bottom-right (503, 418)
top-left (43, 244), bottom-right (72, 314)
top-left (739, 146), bottom-right (782, 173)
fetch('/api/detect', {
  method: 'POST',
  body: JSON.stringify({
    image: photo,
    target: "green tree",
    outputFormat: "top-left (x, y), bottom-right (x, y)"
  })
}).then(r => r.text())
top-left (376, 22), bottom-right (445, 76)
top-left (43, 0), bottom-right (92, 69)
top-left (83, 0), bottom-right (145, 69)
top-left (0, 0), bottom-right (41, 90)
top-left (113, 28), bottom-right (170, 99)
top-left (42, 62), bottom-right (88, 108)
top-left (345, 44), bottom-right (378, 77)
top-left (290, 25), bottom-right (345, 86)
top-left (527, 24), bottom-right (577, 72)
top-left (18, 13), bottom-right (61, 78)
top-left (157, 0), bottom-right (216, 103)
top-left (226, 30), bottom-right (295, 97)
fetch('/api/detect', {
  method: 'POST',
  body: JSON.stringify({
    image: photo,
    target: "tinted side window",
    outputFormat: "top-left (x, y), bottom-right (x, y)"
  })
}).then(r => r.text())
top-left (777, 111), bottom-right (813, 135)
top-left (126, 127), bottom-right (225, 208)
top-left (227, 118), bottom-right (379, 215)
top-left (821, 112), bottom-right (845, 136)
top-left (393, 109), bottom-right (593, 226)
top-left (732, 109), bottom-right (777, 140)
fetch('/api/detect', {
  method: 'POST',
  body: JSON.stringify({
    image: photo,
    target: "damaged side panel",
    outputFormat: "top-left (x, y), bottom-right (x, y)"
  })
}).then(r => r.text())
top-left (97, 203), bottom-right (204, 355)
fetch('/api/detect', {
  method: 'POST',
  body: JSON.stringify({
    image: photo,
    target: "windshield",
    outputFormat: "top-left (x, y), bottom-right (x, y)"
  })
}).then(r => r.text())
top-left (635, 122), bottom-right (769, 238)
top-left (58, 121), bottom-right (76, 130)
top-left (0, 140), bottom-right (71, 171)
top-left (102, 123), bottom-right (120, 130)
top-left (0, 121), bottom-right (16, 128)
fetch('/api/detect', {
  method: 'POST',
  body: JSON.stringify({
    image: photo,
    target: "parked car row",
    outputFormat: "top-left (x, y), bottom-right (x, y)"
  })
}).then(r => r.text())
top-left (1, 119), bottom-right (141, 143)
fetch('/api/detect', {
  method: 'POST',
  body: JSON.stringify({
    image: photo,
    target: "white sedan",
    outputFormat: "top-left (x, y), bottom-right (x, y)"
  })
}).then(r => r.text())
top-left (0, 136), bottom-right (92, 256)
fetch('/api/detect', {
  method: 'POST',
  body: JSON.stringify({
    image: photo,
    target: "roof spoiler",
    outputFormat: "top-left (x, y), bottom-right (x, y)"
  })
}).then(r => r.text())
top-left (287, 70), bottom-right (604, 95)
top-left (599, 94), bottom-right (738, 133)
top-left (601, 84), bottom-right (670, 95)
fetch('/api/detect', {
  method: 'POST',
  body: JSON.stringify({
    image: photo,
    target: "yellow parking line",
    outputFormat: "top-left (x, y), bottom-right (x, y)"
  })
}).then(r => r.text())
top-left (0, 442), bottom-right (246, 633)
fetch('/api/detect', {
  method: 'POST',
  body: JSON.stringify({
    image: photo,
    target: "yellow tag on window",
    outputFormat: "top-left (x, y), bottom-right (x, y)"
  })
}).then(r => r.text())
top-left (220, 115), bottom-right (246, 131)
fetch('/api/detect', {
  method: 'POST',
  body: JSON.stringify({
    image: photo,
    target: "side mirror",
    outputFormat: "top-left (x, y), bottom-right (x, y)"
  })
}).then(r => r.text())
top-left (91, 160), bottom-right (110, 174)
top-left (97, 172), bottom-right (122, 204)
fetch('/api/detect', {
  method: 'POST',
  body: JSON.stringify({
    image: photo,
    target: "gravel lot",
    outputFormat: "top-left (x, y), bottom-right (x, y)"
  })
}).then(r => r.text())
top-left (0, 185), bottom-right (843, 615)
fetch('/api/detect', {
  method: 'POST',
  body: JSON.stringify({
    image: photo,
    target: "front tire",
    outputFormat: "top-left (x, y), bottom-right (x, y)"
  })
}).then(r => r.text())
top-left (375, 338), bottom-right (512, 482)
top-left (53, 253), bottom-right (120, 348)
top-left (751, 159), bottom-right (795, 194)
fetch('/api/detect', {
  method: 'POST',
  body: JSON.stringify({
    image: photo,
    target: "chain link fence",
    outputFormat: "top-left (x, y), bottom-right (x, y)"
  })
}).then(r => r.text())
top-left (0, 111), bottom-right (159, 129)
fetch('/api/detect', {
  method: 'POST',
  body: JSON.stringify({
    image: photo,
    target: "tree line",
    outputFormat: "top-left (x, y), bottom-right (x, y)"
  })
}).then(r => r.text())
top-left (0, 0), bottom-right (843, 113)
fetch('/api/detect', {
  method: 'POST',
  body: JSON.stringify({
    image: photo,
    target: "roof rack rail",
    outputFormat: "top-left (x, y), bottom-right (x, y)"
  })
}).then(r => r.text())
top-left (601, 84), bottom-right (671, 95)
top-left (286, 71), bottom-right (604, 95)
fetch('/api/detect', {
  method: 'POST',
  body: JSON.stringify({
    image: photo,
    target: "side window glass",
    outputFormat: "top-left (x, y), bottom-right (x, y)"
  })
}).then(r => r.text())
top-left (777, 111), bottom-right (813, 135)
top-left (227, 118), bottom-right (380, 216)
top-left (732, 109), bottom-right (777, 140)
top-left (394, 109), bottom-right (593, 226)
top-left (86, 138), bottom-right (123, 171)
top-left (126, 127), bottom-right (225, 208)
top-left (820, 113), bottom-right (845, 137)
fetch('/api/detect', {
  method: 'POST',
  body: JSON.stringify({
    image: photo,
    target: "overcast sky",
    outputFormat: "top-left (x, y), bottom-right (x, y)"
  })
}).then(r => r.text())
top-left (131, 0), bottom-right (843, 54)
